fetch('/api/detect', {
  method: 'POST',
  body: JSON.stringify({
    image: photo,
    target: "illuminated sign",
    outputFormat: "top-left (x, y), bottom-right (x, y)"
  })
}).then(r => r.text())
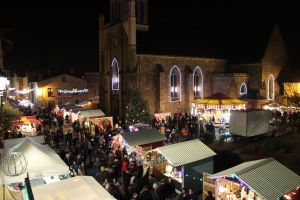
top-left (58, 88), bottom-right (89, 94)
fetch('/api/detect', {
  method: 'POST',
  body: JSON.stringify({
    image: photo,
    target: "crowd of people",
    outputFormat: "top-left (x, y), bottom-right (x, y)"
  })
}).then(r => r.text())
top-left (151, 113), bottom-right (217, 144)
top-left (24, 109), bottom-right (204, 200)
top-left (15, 102), bottom-right (300, 199)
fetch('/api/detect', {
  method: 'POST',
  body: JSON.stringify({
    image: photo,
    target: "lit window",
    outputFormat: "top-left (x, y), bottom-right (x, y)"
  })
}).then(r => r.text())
top-left (267, 74), bottom-right (275, 100)
top-left (193, 66), bottom-right (203, 98)
top-left (169, 65), bottom-right (181, 102)
top-left (240, 82), bottom-right (247, 95)
top-left (111, 58), bottom-right (120, 90)
top-left (48, 88), bottom-right (54, 97)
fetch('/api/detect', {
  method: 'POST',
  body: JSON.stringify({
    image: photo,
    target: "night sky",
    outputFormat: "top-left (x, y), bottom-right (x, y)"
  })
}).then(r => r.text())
top-left (0, 1), bottom-right (299, 73)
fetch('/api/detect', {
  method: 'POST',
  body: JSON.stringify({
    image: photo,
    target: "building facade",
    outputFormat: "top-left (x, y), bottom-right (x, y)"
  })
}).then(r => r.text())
top-left (99, 0), bottom-right (288, 118)
top-left (36, 74), bottom-right (91, 108)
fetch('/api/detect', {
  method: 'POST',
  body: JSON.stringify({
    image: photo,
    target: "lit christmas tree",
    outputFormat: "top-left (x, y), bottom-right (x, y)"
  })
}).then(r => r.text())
top-left (125, 90), bottom-right (150, 124)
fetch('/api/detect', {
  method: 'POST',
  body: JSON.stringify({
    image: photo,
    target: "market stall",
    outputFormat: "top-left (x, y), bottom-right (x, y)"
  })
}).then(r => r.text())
top-left (150, 139), bottom-right (216, 192)
top-left (60, 106), bottom-right (84, 122)
top-left (262, 101), bottom-right (281, 111)
top-left (206, 158), bottom-right (300, 200)
top-left (154, 112), bottom-right (171, 121)
top-left (17, 99), bottom-right (34, 108)
top-left (1, 137), bottom-right (69, 185)
top-left (76, 100), bottom-right (98, 109)
top-left (77, 109), bottom-right (105, 127)
top-left (32, 176), bottom-right (116, 200)
top-left (112, 128), bottom-right (166, 156)
top-left (89, 116), bottom-right (113, 134)
top-left (192, 93), bottom-right (247, 124)
top-left (13, 116), bottom-right (43, 136)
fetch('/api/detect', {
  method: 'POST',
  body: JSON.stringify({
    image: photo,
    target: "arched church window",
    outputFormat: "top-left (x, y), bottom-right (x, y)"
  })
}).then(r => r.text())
top-left (240, 82), bottom-right (247, 95)
top-left (111, 58), bottom-right (119, 91)
top-left (267, 74), bottom-right (275, 100)
top-left (169, 65), bottom-right (181, 102)
top-left (193, 66), bottom-right (203, 98)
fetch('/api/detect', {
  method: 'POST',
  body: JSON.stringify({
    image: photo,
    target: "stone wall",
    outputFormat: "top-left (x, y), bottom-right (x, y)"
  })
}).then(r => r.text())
top-left (230, 63), bottom-right (261, 90)
top-left (100, 22), bottom-right (134, 118)
top-left (211, 73), bottom-right (249, 98)
top-left (137, 54), bottom-right (227, 114)
top-left (261, 25), bottom-right (289, 98)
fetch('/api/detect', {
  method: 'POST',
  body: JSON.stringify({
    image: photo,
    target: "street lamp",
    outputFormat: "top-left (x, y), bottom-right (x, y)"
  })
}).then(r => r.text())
top-left (0, 68), bottom-right (8, 106)
top-left (0, 68), bottom-right (7, 148)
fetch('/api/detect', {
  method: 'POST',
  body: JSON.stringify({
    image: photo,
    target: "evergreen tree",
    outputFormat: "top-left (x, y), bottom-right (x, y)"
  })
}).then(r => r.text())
top-left (125, 90), bottom-right (150, 124)
top-left (0, 104), bottom-right (22, 147)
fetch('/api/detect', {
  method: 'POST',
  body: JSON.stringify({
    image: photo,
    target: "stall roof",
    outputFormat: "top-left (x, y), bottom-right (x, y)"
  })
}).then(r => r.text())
top-left (78, 109), bottom-right (105, 118)
top-left (3, 135), bottom-right (45, 148)
top-left (122, 128), bottom-right (166, 147)
top-left (209, 158), bottom-right (300, 200)
top-left (156, 139), bottom-right (216, 167)
top-left (32, 176), bottom-right (116, 200)
top-left (1, 137), bottom-right (69, 185)
top-left (62, 105), bottom-right (83, 112)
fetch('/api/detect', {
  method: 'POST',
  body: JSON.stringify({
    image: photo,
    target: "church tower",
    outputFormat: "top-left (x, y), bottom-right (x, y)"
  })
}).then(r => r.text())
top-left (99, 0), bottom-right (148, 119)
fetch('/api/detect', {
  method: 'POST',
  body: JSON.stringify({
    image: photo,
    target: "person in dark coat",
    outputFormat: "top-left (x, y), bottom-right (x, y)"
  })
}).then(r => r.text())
top-left (164, 177), bottom-right (175, 198)
top-left (139, 185), bottom-right (153, 200)
top-left (205, 191), bottom-right (215, 200)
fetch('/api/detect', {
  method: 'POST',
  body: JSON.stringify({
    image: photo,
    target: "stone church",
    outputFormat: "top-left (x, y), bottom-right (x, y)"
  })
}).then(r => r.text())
top-left (99, 0), bottom-right (288, 118)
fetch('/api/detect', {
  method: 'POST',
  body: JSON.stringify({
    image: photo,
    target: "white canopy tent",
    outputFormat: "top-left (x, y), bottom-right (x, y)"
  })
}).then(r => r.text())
top-left (0, 137), bottom-right (69, 185)
top-left (32, 176), bottom-right (116, 200)
top-left (3, 135), bottom-right (45, 149)
top-left (0, 185), bottom-right (23, 200)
